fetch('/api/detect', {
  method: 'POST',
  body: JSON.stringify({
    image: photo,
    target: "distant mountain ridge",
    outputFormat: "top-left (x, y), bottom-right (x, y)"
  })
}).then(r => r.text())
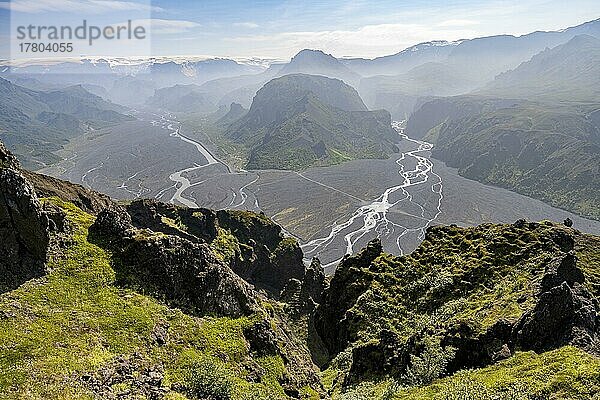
top-left (279, 49), bottom-right (361, 85)
top-left (344, 17), bottom-right (600, 80)
top-left (480, 34), bottom-right (600, 101)
top-left (342, 40), bottom-right (461, 77)
top-left (76, 17), bottom-right (600, 119)
top-left (358, 61), bottom-right (483, 119)
top-left (146, 84), bottom-right (218, 113)
top-left (1, 58), bottom-right (268, 108)
top-left (352, 18), bottom-right (600, 118)
top-left (0, 77), bottom-right (132, 169)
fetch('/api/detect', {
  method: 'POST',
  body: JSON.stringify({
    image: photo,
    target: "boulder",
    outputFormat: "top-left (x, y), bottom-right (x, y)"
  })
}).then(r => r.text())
top-left (512, 281), bottom-right (598, 353)
top-left (243, 319), bottom-right (280, 356)
top-left (346, 329), bottom-right (409, 385)
top-left (0, 168), bottom-right (50, 293)
top-left (126, 199), bottom-right (217, 243)
top-left (540, 251), bottom-right (584, 291)
top-left (90, 208), bottom-right (259, 318)
top-left (280, 258), bottom-right (327, 316)
top-left (0, 141), bottom-right (20, 170)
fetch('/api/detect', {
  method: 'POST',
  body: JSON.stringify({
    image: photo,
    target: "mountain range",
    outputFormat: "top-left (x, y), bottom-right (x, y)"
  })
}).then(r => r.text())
top-left (480, 34), bottom-right (600, 101)
top-left (3, 18), bottom-right (595, 220)
top-left (405, 34), bottom-right (600, 220)
top-left (0, 77), bottom-right (131, 169)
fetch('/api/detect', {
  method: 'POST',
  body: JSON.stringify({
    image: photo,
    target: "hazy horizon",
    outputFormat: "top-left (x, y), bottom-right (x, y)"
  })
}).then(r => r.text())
top-left (1, 0), bottom-right (599, 61)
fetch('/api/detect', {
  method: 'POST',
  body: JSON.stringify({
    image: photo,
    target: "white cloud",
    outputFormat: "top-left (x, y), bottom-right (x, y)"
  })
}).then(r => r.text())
top-left (123, 19), bottom-right (201, 34)
top-left (233, 22), bottom-right (260, 29)
top-left (225, 23), bottom-right (479, 59)
top-left (437, 19), bottom-right (481, 27)
top-left (0, 0), bottom-right (163, 14)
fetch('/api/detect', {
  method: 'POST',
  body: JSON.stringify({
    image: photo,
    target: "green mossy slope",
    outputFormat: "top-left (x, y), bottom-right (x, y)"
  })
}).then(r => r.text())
top-left (332, 346), bottom-right (600, 399)
top-left (0, 198), bottom-right (297, 399)
top-left (316, 221), bottom-right (600, 398)
top-left (1, 197), bottom-right (599, 399)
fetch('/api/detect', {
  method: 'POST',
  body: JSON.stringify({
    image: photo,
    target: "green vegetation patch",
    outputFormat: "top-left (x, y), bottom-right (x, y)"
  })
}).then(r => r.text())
top-left (342, 223), bottom-right (559, 346)
top-left (394, 346), bottom-right (600, 400)
top-left (319, 221), bottom-right (600, 397)
top-left (0, 198), bottom-right (291, 399)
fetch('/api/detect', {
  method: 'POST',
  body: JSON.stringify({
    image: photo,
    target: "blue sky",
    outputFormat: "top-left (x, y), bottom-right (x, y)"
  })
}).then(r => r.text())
top-left (1, 0), bottom-right (599, 60)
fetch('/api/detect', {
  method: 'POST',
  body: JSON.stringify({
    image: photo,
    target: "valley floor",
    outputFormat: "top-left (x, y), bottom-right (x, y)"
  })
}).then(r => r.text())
top-left (39, 112), bottom-right (600, 267)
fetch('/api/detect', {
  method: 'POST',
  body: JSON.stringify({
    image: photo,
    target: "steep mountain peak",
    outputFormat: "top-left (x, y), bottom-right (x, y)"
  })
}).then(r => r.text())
top-left (280, 49), bottom-right (360, 85)
top-left (225, 73), bottom-right (397, 170)
top-left (217, 102), bottom-right (248, 126)
top-left (291, 49), bottom-right (337, 62)
top-left (251, 73), bottom-right (367, 113)
top-left (228, 101), bottom-right (245, 114)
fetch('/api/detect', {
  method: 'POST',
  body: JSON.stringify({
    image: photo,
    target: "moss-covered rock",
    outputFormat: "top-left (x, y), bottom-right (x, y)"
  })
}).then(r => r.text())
top-left (216, 210), bottom-right (307, 296)
top-left (315, 221), bottom-right (600, 390)
top-left (0, 197), bottom-right (323, 399)
top-left (0, 168), bottom-right (50, 294)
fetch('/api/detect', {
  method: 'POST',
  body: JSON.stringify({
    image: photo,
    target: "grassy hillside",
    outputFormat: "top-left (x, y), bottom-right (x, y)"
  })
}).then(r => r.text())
top-left (427, 102), bottom-right (600, 220)
top-left (2, 197), bottom-right (600, 399)
top-left (315, 221), bottom-right (600, 398)
top-left (0, 198), bottom-right (316, 399)
top-left (337, 346), bottom-right (600, 399)
top-left (224, 74), bottom-right (398, 170)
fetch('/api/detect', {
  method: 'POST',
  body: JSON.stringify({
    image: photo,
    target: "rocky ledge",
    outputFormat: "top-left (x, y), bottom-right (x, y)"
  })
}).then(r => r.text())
top-left (314, 221), bottom-right (600, 387)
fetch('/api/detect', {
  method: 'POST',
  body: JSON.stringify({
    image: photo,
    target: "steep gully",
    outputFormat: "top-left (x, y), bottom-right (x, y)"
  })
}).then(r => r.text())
top-left (143, 113), bottom-right (443, 270)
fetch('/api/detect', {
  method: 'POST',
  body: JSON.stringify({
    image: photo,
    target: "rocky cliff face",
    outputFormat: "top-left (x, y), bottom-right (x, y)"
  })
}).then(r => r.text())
top-left (0, 167), bottom-right (50, 293)
top-left (90, 205), bottom-right (260, 318)
top-left (0, 140), bottom-right (112, 293)
top-left (314, 221), bottom-right (600, 387)
top-left (214, 209), bottom-right (308, 296)
top-left (0, 142), bottom-right (53, 293)
top-left (113, 199), bottom-right (308, 297)
top-left (512, 249), bottom-right (600, 354)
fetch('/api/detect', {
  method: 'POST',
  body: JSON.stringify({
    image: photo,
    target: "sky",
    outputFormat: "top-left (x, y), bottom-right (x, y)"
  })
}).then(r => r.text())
top-left (0, 0), bottom-right (599, 61)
